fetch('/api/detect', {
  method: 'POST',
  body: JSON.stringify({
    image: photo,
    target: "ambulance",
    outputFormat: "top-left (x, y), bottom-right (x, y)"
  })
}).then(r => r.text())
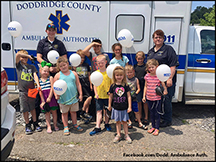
top-left (1, 1), bottom-right (215, 105)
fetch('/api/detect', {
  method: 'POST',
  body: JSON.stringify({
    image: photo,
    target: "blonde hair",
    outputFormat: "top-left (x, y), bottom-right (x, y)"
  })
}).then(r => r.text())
top-left (76, 49), bottom-right (85, 58)
top-left (112, 66), bottom-right (127, 86)
top-left (56, 56), bottom-right (69, 71)
top-left (135, 51), bottom-right (145, 59)
top-left (39, 65), bottom-right (50, 77)
top-left (125, 64), bottom-right (134, 71)
top-left (18, 49), bottom-right (28, 55)
top-left (146, 59), bottom-right (159, 71)
top-left (96, 54), bottom-right (106, 61)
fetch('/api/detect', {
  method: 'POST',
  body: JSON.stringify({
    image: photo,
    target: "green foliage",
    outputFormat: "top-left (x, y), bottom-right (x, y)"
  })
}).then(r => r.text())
top-left (200, 6), bottom-right (215, 26)
top-left (190, 4), bottom-right (215, 26)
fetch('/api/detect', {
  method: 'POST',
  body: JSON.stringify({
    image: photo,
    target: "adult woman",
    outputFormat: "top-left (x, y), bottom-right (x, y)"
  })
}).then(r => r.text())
top-left (147, 29), bottom-right (178, 127)
top-left (37, 23), bottom-right (67, 77)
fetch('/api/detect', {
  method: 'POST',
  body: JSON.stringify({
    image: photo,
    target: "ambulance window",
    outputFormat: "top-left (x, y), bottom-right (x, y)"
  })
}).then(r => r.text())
top-left (200, 30), bottom-right (215, 54)
top-left (115, 14), bottom-right (145, 42)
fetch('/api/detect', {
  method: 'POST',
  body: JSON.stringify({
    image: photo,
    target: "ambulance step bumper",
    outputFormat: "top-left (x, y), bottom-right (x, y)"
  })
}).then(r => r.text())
top-left (185, 97), bottom-right (215, 105)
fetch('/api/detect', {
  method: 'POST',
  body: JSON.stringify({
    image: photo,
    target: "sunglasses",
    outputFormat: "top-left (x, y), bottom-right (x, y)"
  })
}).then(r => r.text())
top-left (47, 24), bottom-right (56, 29)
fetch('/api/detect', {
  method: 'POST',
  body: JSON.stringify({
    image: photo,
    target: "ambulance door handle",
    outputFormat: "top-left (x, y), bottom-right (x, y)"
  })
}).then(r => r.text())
top-left (196, 59), bottom-right (211, 64)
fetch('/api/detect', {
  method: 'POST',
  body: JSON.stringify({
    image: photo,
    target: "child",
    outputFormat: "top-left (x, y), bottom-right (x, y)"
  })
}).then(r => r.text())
top-left (83, 39), bottom-right (110, 72)
top-left (142, 59), bottom-right (168, 136)
top-left (134, 51), bottom-right (149, 125)
top-left (109, 43), bottom-right (129, 67)
top-left (15, 49), bottom-right (42, 135)
top-left (54, 56), bottom-right (83, 136)
top-left (108, 66), bottom-right (132, 144)
top-left (125, 65), bottom-right (148, 130)
top-left (38, 62), bottom-right (59, 133)
top-left (74, 49), bottom-right (93, 122)
top-left (89, 55), bottom-right (112, 136)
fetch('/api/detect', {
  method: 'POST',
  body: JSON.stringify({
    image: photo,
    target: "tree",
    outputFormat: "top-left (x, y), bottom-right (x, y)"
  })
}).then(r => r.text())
top-left (190, 5), bottom-right (214, 26)
top-left (200, 6), bottom-right (215, 26)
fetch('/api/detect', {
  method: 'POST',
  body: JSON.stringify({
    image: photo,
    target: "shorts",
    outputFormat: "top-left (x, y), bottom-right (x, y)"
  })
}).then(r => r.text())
top-left (19, 92), bottom-right (35, 113)
top-left (132, 101), bottom-right (139, 112)
top-left (41, 106), bottom-right (59, 113)
top-left (136, 90), bottom-right (143, 102)
top-left (95, 99), bottom-right (108, 111)
top-left (59, 102), bottom-right (79, 113)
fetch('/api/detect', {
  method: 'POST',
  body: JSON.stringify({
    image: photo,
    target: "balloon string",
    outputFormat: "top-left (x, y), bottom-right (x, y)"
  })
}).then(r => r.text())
top-left (128, 48), bottom-right (134, 66)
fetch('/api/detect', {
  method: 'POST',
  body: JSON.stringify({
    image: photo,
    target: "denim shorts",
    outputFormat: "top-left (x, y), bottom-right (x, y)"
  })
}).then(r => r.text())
top-left (132, 101), bottom-right (139, 112)
top-left (95, 99), bottom-right (108, 111)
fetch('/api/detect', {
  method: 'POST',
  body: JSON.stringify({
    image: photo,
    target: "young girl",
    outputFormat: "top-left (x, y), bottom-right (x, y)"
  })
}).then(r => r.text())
top-left (109, 43), bottom-right (129, 67)
top-left (39, 62), bottom-right (59, 133)
top-left (108, 66), bottom-right (132, 144)
top-left (54, 56), bottom-right (83, 136)
top-left (142, 59), bottom-right (168, 136)
top-left (134, 51), bottom-right (149, 125)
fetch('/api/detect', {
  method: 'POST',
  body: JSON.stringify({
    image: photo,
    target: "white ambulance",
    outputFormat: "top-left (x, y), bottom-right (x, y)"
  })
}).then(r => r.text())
top-left (1, 1), bottom-right (215, 105)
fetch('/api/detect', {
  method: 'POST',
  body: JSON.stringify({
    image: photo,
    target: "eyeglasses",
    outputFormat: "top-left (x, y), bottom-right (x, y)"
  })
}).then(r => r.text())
top-left (154, 36), bottom-right (163, 39)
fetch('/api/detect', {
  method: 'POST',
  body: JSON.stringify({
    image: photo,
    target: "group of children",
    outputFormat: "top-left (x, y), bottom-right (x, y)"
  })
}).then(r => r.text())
top-left (16, 39), bottom-right (167, 144)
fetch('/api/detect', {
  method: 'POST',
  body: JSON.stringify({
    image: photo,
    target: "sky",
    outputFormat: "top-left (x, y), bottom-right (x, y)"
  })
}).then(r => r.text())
top-left (191, 1), bottom-right (215, 12)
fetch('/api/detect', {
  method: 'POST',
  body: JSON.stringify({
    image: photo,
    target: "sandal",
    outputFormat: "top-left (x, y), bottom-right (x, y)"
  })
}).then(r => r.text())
top-left (73, 124), bottom-right (83, 132)
top-left (143, 119), bottom-right (149, 125)
top-left (124, 134), bottom-right (132, 144)
top-left (64, 126), bottom-right (70, 136)
top-left (152, 129), bottom-right (159, 136)
top-left (113, 135), bottom-right (121, 143)
top-left (128, 123), bottom-right (133, 129)
top-left (54, 127), bottom-right (59, 131)
top-left (139, 123), bottom-right (148, 130)
top-left (147, 128), bottom-right (155, 134)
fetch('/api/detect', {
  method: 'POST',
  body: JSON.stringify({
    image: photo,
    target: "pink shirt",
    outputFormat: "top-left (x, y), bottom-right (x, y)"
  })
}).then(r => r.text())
top-left (144, 73), bottom-right (161, 101)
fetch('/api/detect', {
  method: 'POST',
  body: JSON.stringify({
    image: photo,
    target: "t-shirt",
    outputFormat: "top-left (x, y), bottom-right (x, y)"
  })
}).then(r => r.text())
top-left (95, 70), bottom-right (111, 99)
top-left (147, 43), bottom-right (178, 83)
top-left (144, 73), bottom-right (161, 101)
top-left (75, 62), bottom-right (91, 87)
top-left (134, 63), bottom-right (146, 90)
top-left (36, 37), bottom-right (67, 64)
top-left (88, 52), bottom-right (110, 72)
top-left (109, 55), bottom-right (129, 67)
top-left (126, 77), bottom-right (138, 101)
top-left (108, 83), bottom-right (130, 110)
top-left (16, 62), bottom-right (37, 92)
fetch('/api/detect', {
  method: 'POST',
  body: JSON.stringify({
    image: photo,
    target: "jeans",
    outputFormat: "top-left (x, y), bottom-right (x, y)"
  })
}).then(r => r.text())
top-left (147, 100), bottom-right (161, 130)
top-left (161, 83), bottom-right (176, 123)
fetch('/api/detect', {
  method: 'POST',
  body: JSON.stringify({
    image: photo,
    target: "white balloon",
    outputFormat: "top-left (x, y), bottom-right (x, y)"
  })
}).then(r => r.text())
top-left (47, 50), bottom-right (59, 64)
top-left (53, 80), bottom-right (67, 95)
top-left (117, 29), bottom-right (134, 48)
top-left (8, 21), bottom-right (22, 38)
top-left (156, 64), bottom-right (171, 82)
top-left (69, 53), bottom-right (81, 67)
top-left (90, 71), bottom-right (103, 87)
top-left (106, 64), bottom-right (120, 79)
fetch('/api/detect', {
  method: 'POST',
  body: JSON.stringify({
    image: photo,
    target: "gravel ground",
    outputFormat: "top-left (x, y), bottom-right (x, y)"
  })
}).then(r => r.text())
top-left (6, 95), bottom-right (215, 161)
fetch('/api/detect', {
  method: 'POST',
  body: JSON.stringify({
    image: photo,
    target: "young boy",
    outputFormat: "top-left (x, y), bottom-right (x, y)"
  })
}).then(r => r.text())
top-left (125, 65), bottom-right (148, 130)
top-left (89, 55), bottom-right (112, 135)
top-left (74, 49), bottom-right (93, 123)
top-left (15, 49), bottom-right (42, 135)
top-left (82, 39), bottom-right (110, 72)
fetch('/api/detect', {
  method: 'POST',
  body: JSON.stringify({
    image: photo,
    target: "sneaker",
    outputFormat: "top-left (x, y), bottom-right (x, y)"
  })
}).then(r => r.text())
top-left (89, 127), bottom-right (101, 136)
top-left (84, 113), bottom-right (93, 120)
top-left (25, 123), bottom-right (33, 135)
top-left (124, 134), bottom-right (132, 144)
top-left (33, 121), bottom-right (42, 132)
top-left (105, 124), bottom-right (112, 131)
top-left (113, 134), bottom-right (121, 143)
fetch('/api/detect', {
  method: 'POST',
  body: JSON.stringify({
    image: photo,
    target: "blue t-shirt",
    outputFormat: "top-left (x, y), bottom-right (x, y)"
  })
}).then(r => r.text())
top-left (110, 55), bottom-right (129, 67)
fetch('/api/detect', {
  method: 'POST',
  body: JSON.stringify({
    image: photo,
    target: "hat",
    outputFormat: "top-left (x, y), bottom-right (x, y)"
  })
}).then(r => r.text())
top-left (46, 23), bottom-right (57, 30)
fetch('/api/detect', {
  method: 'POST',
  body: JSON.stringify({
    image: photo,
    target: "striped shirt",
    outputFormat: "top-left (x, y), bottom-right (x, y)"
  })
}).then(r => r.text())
top-left (144, 73), bottom-right (161, 101)
top-left (39, 77), bottom-right (51, 91)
